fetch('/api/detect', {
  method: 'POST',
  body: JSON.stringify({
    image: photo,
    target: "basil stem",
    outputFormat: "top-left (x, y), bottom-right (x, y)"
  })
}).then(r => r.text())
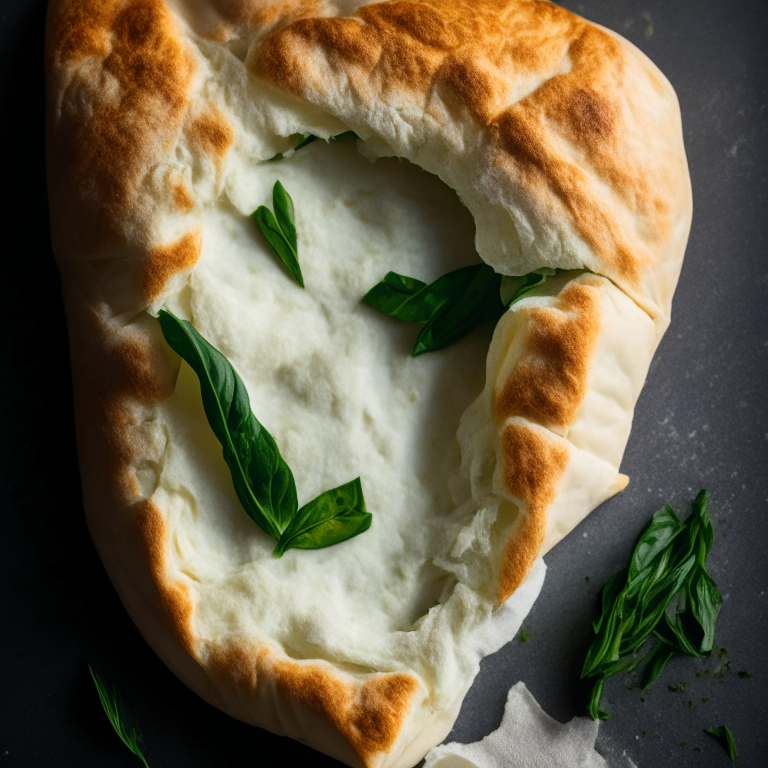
top-left (704, 726), bottom-right (738, 761)
top-left (158, 310), bottom-right (371, 555)
top-left (88, 665), bottom-right (150, 768)
top-left (581, 490), bottom-right (723, 719)
top-left (252, 181), bottom-right (304, 288)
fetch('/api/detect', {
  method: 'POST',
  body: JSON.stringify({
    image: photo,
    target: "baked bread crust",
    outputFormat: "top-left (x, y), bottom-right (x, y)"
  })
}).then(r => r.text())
top-left (45, 1), bottom-right (691, 766)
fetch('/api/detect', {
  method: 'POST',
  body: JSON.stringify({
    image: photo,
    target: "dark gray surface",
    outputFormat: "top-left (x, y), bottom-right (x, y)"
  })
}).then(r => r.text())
top-left (1, 1), bottom-right (766, 766)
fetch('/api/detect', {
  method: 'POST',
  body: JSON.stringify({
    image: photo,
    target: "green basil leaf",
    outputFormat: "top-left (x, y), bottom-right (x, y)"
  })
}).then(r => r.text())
top-left (364, 264), bottom-right (503, 356)
top-left (582, 590), bottom-right (629, 678)
top-left (293, 133), bottom-right (318, 152)
top-left (289, 131), bottom-right (357, 156)
top-left (274, 477), bottom-right (371, 556)
top-left (499, 271), bottom-right (548, 307)
top-left (628, 504), bottom-right (684, 582)
top-left (639, 640), bottom-right (677, 689)
top-left (656, 589), bottom-right (704, 657)
top-left (363, 271), bottom-right (432, 321)
top-left (704, 726), bottom-right (738, 761)
top-left (581, 490), bottom-right (722, 720)
top-left (327, 130), bottom-right (358, 143)
top-left (412, 264), bottom-right (503, 356)
top-left (272, 180), bottom-right (297, 254)
top-left (620, 554), bottom-right (696, 654)
top-left (252, 184), bottom-right (304, 288)
top-left (158, 310), bottom-right (297, 540)
top-left (687, 565), bottom-right (723, 653)
top-left (89, 665), bottom-right (150, 768)
top-left (593, 569), bottom-right (628, 634)
top-left (586, 677), bottom-right (610, 720)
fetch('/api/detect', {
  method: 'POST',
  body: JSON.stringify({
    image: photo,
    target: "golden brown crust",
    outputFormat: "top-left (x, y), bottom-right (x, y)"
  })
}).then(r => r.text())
top-left (253, 0), bottom-right (685, 297)
top-left (171, 177), bottom-right (195, 213)
top-left (141, 228), bottom-right (203, 301)
top-left (137, 500), bottom-right (198, 656)
top-left (496, 422), bottom-right (568, 605)
top-left (208, 640), bottom-right (420, 767)
top-left (185, 108), bottom-right (235, 164)
top-left (494, 279), bottom-right (602, 431)
top-left (47, 0), bottom-right (197, 252)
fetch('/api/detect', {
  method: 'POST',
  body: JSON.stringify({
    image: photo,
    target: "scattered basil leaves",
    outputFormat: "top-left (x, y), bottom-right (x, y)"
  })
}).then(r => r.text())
top-left (704, 726), bottom-right (738, 761)
top-left (88, 665), bottom-right (150, 768)
top-left (252, 181), bottom-right (304, 287)
top-left (364, 265), bottom-right (573, 356)
top-left (158, 310), bottom-right (371, 556)
top-left (581, 490), bottom-right (723, 720)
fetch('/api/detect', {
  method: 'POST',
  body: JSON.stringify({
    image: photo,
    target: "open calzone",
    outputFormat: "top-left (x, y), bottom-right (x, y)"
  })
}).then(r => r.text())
top-left (45, 0), bottom-right (692, 766)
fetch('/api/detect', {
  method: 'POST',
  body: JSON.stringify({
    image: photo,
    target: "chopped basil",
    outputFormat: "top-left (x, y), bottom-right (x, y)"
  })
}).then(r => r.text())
top-left (158, 310), bottom-right (371, 555)
top-left (704, 726), bottom-right (737, 761)
top-left (252, 181), bottom-right (304, 287)
top-left (581, 490), bottom-right (723, 720)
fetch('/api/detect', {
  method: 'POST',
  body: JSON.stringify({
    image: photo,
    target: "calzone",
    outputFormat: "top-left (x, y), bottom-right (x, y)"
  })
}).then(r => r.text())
top-left (45, 1), bottom-right (691, 766)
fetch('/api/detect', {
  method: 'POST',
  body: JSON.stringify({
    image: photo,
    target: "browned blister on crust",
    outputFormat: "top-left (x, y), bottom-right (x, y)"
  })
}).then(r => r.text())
top-left (495, 423), bottom-right (569, 605)
top-left (495, 279), bottom-right (602, 432)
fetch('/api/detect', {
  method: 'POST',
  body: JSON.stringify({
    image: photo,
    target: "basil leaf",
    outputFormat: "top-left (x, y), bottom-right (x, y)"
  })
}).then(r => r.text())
top-left (593, 569), bottom-right (627, 634)
top-left (252, 182), bottom-right (304, 288)
top-left (326, 130), bottom-right (358, 143)
top-left (293, 133), bottom-right (318, 152)
top-left (581, 491), bottom-right (723, 719)
top-left (704, 726), bottom-right (738, 761)
top-left (364, 264), bottom-right (503, 355)
top-left (499, 270), bottom-right (548, 306)
top-left (656, 589), bottom-right (704, 657)
top-left (274, 130), bottom-right (358, 160)
top-left (639, 641), bottom-right (676, 689)
top-left (628, 504), bottom-right (684, 582)
top-left (365, 265), bottom-right (585, 357)
top-left (158, 310), bottom-right (297, 540)
top-left (688, 565), bottom-right (723, 653)
top-left (363, 271), bottom-right (431, 321)
top-left (413, 265), bottom-right (504, 356)
top-left (274, 477), bottom-right (371, 556)
top-left (158, 311), bottom-right (372, 557)
top-left (89, 665), bottom-right (150, 768)
top-left (273, 180), bottom-right (297, 254)
top-left (586, 677), bottom-right (610, 720)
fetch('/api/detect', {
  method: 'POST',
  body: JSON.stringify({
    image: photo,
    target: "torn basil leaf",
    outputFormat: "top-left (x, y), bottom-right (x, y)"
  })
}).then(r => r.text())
top-left (158, 310), bottom-right (370, 555)
top-left (581, 490), bottom-right (723, 720)
top-left (252, 181), bottom-right (304, 287)
top-left (365, 265), bottom-right (577, 356)
top-left (274, 477), bottom-right (371, 557)
top-left (704, 726), bottom-right (737, 761)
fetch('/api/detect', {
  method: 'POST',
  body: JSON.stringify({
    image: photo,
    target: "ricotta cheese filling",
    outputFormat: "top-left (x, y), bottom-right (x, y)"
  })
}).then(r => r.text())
top-left (155, 138), bottom-right (544, 706)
